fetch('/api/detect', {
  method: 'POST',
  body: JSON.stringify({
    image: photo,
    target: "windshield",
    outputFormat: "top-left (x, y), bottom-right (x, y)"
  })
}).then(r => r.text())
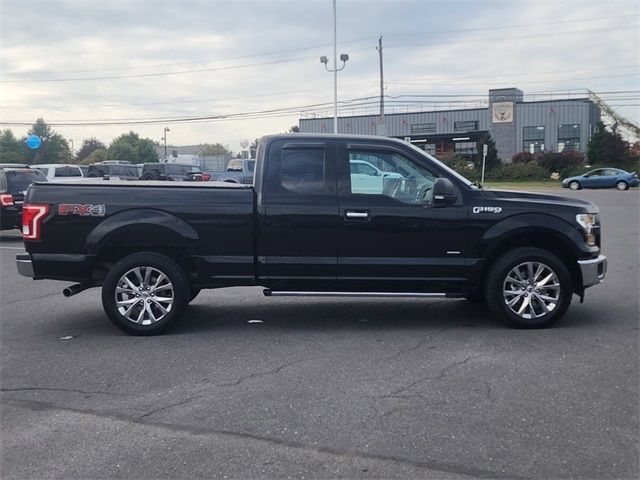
top-left (5, 170), bottom-right (47, 194)
top-left (406, 142), bottom-right (476, 188)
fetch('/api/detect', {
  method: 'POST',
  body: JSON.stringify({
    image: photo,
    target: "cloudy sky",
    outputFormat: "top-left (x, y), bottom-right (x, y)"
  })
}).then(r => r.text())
top-left (1, 0), bottom-right (638, 153)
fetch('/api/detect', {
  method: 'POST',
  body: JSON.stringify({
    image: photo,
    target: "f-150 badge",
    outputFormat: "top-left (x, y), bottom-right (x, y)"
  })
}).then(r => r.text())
top-left (472, 206), bottom-right (502, 214)
top-left (58, 204), bottom-right (106, 217)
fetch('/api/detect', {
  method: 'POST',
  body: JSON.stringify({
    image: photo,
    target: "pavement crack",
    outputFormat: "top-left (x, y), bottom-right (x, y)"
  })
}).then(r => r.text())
top-left (434, 354), bottom-right (485, 381)
top-left (215, 358), bottom-right (305, 388)
top-left (139, 395), bottom-right (204, 419)
top-left (1, 386), bottom-right (123, 396)
top-left (380, 327), bottom-right (451, 362)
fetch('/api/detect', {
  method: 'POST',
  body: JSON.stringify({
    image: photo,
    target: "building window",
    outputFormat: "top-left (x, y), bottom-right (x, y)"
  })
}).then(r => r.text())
top-left (411, 123), bottom-right (436, 134)
top-left (454, 142), bottom-right (477, 155)
top-left (558, 124), bottom-right (580, 152)
top-left (523, 126), bottom-right (545, 153)
top-left (454, 120), bottom-right (479, 132)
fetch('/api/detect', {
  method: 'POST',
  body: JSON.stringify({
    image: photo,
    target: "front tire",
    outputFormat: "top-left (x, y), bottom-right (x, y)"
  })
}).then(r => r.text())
top-left (616, 181), bottom-right (629, 191)
top-left (569, 181), bottom-right (581, 190)
top-left (102, 252), bottom-right (189, 335)
top-left (484, 247), bottom-right (573, 328)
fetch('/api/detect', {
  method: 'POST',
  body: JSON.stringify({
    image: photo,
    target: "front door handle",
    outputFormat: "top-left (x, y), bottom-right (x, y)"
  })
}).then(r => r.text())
top-left (345, 210), bottom-right (370, 221)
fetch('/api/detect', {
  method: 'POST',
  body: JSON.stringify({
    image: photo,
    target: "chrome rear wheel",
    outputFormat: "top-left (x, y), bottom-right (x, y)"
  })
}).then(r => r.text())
top-left (115, 266), bottom-right (174, 325)
top-left (103, 252), bottom-right (189, 335)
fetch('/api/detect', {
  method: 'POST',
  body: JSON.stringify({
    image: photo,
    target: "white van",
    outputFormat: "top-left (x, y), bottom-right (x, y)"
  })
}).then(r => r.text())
top-left (33, 164), bottom-right (87, 181)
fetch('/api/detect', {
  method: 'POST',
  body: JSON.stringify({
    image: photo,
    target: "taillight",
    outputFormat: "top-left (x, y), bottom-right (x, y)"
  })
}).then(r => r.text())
top-left (22, 204), bottom-right (50, 241)
top-left (0, 194), bottom-right (14, 206)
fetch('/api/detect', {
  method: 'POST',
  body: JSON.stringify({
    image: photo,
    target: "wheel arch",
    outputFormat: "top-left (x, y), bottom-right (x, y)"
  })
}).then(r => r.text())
top-left (87, 209), bottom-right (200, 283)
top-left (478, 219), bottom-right (584, 293)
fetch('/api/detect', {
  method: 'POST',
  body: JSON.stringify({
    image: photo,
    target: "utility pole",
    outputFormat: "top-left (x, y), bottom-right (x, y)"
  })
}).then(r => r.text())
top-left (163, 127), bottom-right (170, 158)
top-left (377, 36), bottom-right (385, 134)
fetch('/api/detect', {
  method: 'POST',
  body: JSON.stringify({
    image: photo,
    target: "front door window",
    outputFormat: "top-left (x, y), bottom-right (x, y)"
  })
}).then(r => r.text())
top-left (348, 151), bottom-right (438, 205)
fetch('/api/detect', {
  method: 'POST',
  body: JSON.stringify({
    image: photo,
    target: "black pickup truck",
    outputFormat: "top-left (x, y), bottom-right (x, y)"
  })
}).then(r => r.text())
top-left (16, 134), bottom-right (607, 335)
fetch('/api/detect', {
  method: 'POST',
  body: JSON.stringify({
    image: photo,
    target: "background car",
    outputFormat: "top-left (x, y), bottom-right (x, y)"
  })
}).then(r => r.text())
top-left (0, 166), bottom-right (47, 230)
top-left (87, 163), bottom-right (140, 180)
top-left (208, 159), bottom-right (254, 184)
top-left (140, 163), bottom-right (204, 181)
top-left (33, 164), bottom-right (85, 181)
top-left (349, 159), bottom-right (405, 195)
top-left (562, 168), bottom-right (639, 191)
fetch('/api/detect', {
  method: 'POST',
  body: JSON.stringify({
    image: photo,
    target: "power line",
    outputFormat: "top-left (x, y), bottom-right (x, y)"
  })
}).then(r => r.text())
top-left (3, 90), bottom-right (634, 127)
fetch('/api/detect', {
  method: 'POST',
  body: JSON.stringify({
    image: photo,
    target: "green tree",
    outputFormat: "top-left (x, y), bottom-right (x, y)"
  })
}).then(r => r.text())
top-left (587, 122), bottom-right (629, 168)
top-left (475, 133), bottom-right (501, 171)
top-left (0, 129), bottom-right (25, 164)
top-left (108, 131), bottom-right (159, 163)
top-left (76, 138), bottom-right (106, 163)
top-left (136, 139), bottom-right (159, 163)
top-left (82, 148), bottom-right (108, 165)
top-left (23, 118), bottom-right (72, 164)
top-left (200, 143), bottom-right (232, 156)
top-left (288, 125), bottom-right (300, 133)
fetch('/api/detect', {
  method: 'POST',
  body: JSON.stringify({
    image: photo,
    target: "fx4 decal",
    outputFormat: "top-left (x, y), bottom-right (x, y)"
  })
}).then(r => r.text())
top-left (472, 206), bottom-right (503, 214)
top-left (58, 204), bottom-right (106, 217)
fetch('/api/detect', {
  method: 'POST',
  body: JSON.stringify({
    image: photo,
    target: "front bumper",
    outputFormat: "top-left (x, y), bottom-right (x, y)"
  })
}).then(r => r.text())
top-left (16, 254), bottom-right (34, 278)
top-left (578, 255), bottom-right (607, 288)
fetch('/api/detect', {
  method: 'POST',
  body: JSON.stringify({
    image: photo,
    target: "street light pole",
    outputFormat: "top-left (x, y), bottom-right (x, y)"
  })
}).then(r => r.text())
top-left (332, 0), bottom-right (338, 134)
top-left (320, 0), bottom-right (348, 134)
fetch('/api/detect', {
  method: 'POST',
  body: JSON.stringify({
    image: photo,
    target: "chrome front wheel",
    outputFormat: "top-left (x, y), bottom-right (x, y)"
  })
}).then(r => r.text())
top-left (485, 247), bottom-right (572, 328)
top-left (503, 261), bottom-right (560, 320)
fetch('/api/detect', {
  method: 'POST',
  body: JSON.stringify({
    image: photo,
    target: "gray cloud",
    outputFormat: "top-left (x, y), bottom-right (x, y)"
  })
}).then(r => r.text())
top-left (1, 0), bottom-right (638, 151)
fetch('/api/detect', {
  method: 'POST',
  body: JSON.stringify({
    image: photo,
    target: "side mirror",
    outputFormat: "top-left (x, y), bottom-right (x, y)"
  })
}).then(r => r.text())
top-left (433, 177), bottom-right (457, 205)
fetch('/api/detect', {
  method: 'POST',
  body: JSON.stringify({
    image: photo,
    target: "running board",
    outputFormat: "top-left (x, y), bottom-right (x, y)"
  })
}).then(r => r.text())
top-left (263, 290), bottom-right (447, 298)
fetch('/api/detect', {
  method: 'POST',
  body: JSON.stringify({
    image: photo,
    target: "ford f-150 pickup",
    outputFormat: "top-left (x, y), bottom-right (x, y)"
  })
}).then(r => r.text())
top-left (16, 134), bottom-right (607, 335)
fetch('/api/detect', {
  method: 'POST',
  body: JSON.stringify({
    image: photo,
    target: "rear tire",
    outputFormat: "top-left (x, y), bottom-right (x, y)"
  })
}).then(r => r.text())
top-left (616, 181), bottom-right (629, 191)
top-left (102, 252), bottom-right (189, 335)
top-left (484, 247), bottom-right (573, 328)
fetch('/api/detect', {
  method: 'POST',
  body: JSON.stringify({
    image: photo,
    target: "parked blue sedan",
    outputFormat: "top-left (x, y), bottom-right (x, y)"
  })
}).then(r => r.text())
top-left (562, 168), bottom-right (639, 191)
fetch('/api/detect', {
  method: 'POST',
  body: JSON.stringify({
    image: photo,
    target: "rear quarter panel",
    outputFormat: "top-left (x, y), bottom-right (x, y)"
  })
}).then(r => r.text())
top-left (25, 182), bottom-right (255, 285)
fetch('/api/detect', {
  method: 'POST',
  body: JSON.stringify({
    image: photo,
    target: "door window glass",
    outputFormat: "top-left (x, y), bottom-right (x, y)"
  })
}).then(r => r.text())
top-left (348, 150), bottom-right (437, 205)
top-left (281, 148), bottom-right (326, 194)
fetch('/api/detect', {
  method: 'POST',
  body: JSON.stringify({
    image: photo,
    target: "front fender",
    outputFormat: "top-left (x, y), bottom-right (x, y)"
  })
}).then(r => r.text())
top-left (86, 208), bottom-right (199, 255)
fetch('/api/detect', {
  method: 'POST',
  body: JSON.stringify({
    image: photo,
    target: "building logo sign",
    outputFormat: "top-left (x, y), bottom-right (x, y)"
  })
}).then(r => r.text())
top-left (492, 102), bottom-right (514, 123)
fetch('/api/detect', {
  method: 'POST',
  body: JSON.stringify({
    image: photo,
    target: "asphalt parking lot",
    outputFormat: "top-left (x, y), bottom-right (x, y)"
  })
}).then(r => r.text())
top-left (1, 188), bottom-right (638, 479)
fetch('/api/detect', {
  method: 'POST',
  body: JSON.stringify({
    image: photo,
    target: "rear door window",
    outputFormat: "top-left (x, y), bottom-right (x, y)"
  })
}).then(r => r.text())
top-left (280, 148), bottom-right (326, 194)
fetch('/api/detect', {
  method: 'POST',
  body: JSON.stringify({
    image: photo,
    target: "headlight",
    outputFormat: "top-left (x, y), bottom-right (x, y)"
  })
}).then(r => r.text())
top-left (576, 213), bottom-right (598, 246)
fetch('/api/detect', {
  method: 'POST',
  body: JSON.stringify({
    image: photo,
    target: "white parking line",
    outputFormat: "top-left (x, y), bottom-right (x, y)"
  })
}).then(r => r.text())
top-left (0, 246), bottom-right (25, 250)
